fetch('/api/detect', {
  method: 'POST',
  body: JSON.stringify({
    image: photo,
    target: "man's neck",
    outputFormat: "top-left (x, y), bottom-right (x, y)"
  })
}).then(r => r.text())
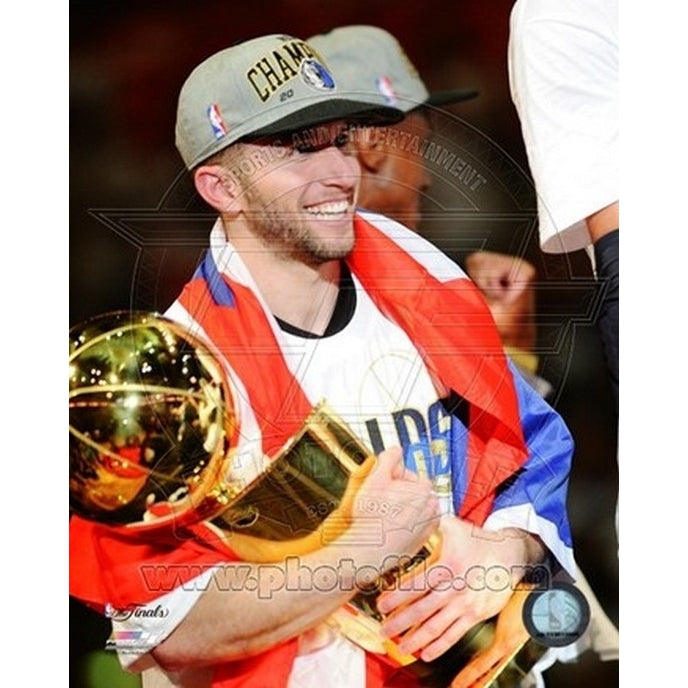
top-left (222, 221), bottom-right (342, 335)
top-left (275, 263), bottom-right (356, 339)
top-left (259, 259), bottom-right (341, 336)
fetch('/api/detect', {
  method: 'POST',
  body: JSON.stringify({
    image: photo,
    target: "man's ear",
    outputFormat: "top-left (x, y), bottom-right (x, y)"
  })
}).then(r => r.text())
top-left (194, 164), bottom-right (242, 215)
top-left (354, 134), bottom-right (388, 173)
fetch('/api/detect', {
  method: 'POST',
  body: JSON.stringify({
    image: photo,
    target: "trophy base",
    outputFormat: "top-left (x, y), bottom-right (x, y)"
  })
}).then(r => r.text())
top-left (412, 632), bottom-right (546, 687)
top-left (346, 612), bottom-right (548, 688)
top-left (330, 581), bottom-right (549, 687)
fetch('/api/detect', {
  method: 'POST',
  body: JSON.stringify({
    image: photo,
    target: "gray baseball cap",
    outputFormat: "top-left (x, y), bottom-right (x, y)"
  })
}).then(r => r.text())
top-left (175, 33), bottom-right (405, 169)
top-left (308, 25), bottom-right (478, 114)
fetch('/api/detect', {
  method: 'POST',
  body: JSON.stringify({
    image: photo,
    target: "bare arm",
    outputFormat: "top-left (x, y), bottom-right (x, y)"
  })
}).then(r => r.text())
top-left (151, 447), bottom-right (440, 671)
top-left (587, 200), bottom-right (619, 242)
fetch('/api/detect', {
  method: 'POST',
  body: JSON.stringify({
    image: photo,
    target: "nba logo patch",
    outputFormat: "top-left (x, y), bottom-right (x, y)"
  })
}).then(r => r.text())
top-left (376, 76), bottom-right (398, 106)
top-left (207, 103), bottom-right (229, 140)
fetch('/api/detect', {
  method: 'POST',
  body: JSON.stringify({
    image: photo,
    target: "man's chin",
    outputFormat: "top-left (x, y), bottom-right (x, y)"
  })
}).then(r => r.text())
top-left (298, 234), bottom-right (355, 265)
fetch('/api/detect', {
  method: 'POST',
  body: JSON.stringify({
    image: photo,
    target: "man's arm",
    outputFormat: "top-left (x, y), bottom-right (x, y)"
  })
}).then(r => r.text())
top-left (587, 201), bottom-right (618, 243)
top-left (150, 447), bottom-right (440, 671)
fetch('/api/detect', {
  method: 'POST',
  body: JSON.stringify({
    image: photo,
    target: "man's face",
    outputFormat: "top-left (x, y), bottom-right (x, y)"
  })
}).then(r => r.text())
top-left (357, 111), bottom-right (432, 230)
top-left (230, 121), bottom-right (360, 265)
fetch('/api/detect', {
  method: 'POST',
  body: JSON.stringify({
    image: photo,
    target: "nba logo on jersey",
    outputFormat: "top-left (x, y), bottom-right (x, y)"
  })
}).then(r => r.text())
top-left (376, 75), bottom-right (398, 106)
top-left (207, 103), bottom-right (229, 140)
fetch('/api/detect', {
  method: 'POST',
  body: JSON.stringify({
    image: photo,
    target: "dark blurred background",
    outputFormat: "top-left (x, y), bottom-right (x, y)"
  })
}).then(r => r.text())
top-left (70, 1), bottom-right (618, 686)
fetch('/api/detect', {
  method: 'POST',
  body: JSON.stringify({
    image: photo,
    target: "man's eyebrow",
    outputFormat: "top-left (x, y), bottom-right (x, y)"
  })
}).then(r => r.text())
top-left (245, 124), bottom-right (351, 151)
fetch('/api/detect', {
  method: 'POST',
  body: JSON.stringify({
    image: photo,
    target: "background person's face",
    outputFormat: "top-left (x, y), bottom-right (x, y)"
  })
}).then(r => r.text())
top-left (357, 112), bottom-right (432, 230)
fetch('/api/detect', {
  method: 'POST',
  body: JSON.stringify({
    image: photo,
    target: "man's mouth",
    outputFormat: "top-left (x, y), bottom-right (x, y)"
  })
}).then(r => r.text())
top-left (305, 200), bottom-right (350, 217)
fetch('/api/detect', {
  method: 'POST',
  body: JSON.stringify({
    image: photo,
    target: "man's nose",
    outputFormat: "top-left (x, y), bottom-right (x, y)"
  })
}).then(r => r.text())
top-left (318, 146), bottom-right (360, 189)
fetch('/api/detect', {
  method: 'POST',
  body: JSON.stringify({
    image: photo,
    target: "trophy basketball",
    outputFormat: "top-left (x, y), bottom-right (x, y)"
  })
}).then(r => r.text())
top-left (69, 311), bottom-right (545, 687)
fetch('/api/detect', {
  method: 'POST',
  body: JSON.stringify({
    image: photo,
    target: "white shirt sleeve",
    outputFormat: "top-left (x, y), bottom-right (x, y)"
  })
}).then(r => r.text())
top-left (508, 0), bottom-right (618, 253)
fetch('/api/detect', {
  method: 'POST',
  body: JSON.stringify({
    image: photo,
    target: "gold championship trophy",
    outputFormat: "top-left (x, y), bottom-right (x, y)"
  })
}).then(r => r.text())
top-left (69, 312), bottom-right (546, 687)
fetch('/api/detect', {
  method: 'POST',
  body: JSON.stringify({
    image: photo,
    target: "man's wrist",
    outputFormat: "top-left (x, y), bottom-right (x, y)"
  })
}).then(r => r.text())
top-left (494, 528), bottom-right (547, 582)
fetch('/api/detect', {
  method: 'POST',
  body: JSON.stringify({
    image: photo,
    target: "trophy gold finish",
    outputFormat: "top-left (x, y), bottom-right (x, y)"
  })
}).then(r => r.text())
top-left (69, 311), bottom-right (546, 687)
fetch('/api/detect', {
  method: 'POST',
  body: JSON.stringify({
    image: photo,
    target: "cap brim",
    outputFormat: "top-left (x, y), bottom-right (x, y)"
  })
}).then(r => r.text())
top-left (425, 89), bottom-right (479, 107)
top-left (244, 99), bottom-right (404, 140)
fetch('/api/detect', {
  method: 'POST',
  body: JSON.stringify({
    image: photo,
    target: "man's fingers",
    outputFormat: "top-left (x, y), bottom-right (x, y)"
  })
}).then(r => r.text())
top-left (398, 602), bottom-right (476, 658)
top-left (374, 445), bottom-right (404, 478)
top-left (451, 647), bottom-right (500, 688)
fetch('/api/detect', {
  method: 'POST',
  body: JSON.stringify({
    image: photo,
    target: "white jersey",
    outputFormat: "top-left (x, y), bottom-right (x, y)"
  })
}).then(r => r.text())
top-left (279, 270), bottom-right (454, 514)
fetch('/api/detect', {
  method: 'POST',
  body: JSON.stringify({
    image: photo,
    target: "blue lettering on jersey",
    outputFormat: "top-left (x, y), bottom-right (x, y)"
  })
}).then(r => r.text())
top-left (363, 395), bottom-right (469, 512)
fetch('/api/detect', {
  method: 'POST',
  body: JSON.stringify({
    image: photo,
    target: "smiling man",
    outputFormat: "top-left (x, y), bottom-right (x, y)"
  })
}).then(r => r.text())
top-left (69, 33), bottom-right (576, 688)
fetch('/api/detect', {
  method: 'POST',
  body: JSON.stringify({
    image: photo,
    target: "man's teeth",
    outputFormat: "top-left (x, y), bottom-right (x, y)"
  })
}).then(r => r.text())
top-left (306, 201), bottom-right (349, 216)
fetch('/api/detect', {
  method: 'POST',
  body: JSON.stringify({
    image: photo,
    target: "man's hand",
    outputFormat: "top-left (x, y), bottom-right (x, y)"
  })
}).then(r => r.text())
top-left (375, 515), bottom-right (543, 662)
top-left (348, 447), bottom-right (441, 574)
top-left (464, 251), bottom-right (536, 353)
top-left (450, 585), bottom-right (535, 688)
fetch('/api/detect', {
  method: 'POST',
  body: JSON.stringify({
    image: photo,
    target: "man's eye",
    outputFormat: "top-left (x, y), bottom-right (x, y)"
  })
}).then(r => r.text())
top-left (333, 131), bottom-right (350, 148)
top-left (292, 130), bottom-right (351, 155)
top-left (294, 141), bottom-right (319, 154)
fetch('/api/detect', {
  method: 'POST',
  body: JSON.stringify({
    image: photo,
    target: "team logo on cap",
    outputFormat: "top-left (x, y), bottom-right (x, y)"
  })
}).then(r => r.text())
top-left (376, 75), bottom-right (398, 106)
top-left (300, 58), bottom-right (335, 91)
top-left (207, 103), bottom-right (229, 140)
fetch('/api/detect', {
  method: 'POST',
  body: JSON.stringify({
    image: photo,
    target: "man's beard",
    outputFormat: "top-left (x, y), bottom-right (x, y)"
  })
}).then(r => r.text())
top-left (243, 190), bottom-right (354, 266)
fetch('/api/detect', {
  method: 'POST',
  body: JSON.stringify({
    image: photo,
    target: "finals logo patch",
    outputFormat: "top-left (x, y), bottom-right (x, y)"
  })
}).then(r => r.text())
top-left (300, 58), bottom-right (335, 91)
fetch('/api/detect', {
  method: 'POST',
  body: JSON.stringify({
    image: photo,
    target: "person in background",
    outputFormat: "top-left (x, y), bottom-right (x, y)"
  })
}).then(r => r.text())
top-left (508, 0), bottom-right (620, 632)
top-left (508, 0), bottom-right (619, 412)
